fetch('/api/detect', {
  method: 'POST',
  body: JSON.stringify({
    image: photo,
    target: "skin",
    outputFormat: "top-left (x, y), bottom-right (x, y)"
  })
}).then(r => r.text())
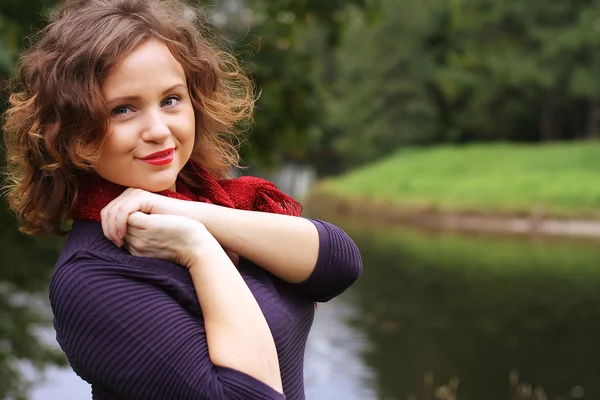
top-left (124, 211), bottom-right (283, 392)
top-left (102, 189), bottom-right (320, 284)
top-left (95, 39), bottom-right (292, 392)
top-left (95, 38), bottom-right (195, 193)
top-left (96, 40), bottom-right (320, 284)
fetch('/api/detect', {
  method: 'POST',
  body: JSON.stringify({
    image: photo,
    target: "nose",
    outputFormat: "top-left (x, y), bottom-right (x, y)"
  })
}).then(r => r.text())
top-left (141, 109), bottom-right (170, 143)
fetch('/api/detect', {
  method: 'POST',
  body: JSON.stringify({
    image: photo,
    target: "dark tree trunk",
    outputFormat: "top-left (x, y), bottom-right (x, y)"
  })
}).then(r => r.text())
top-left (586, 100), bottom-right (599, 139)
top-left (540, 98), bottom-right (560, 141)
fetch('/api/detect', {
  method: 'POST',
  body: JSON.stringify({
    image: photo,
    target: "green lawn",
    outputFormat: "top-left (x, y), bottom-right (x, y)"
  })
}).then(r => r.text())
top-left (318, 142), bottom-right (600, 218)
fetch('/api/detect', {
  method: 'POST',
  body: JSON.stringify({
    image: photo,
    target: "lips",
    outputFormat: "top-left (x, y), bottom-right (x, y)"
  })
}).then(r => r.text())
top-left (139, 148), bottom-right (175, 166)
top-left (141, 148), bottom-right (174, 160)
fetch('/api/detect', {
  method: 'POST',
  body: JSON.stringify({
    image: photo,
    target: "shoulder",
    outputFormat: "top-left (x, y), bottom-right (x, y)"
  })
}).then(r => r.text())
top-left (51, 221), bottom-right (135, 303)
top-left (56, 220), bottom-right (120, 266)
top-left (49, 247), bottom-right (139, 324)
top-left (50, 221), bottom-right (152, 322)
top-left (50, 222), bottom-right (198, 329)
top-left (49, 243), bottom-right (194, 351)
top-left (53, 220), bottom-right (175, 281)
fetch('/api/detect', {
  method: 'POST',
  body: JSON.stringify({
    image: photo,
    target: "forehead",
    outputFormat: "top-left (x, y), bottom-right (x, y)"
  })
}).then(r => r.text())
top-left (102, 39), bottom-right (187, 99)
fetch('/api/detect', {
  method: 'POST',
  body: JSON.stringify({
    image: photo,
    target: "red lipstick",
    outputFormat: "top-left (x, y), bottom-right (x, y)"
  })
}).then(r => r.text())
top-left (139, 148), bottom-right (175, 166)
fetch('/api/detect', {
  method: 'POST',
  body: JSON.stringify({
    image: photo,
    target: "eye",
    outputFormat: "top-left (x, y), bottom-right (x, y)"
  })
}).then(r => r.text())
top-left (161, 96), bottom-right (181, 108)
top-left (111, 105), bottom-right (132, 117)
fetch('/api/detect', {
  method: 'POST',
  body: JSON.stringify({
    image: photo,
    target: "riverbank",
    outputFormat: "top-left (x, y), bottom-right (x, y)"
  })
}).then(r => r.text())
top-left (306, 142), bottom-right (600, 238)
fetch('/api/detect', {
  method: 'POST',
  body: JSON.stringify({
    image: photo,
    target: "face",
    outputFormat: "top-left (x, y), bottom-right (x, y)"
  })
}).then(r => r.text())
top-left (95, 38), bottom-right (195, 192)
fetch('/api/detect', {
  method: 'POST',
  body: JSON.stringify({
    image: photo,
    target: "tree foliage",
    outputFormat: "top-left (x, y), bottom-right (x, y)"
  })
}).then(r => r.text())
top-left (326, 0), bottom-right (600, 169)
top-left (3, 0), bottom-right (600, 396)
top-left (214, 0), bottom-right (374, 166)
top-left (0, 0), bottom-right (371, 398)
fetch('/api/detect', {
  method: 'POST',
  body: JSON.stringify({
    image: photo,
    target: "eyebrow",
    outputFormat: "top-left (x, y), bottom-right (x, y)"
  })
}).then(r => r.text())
top-left (105, 83), bottom-right (187, 105)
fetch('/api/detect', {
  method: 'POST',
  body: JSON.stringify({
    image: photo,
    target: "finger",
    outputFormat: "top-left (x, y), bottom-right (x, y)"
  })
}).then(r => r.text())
top-left (127, 211), bottom-right (152, 229)
top-left (114, 188), bottom-right (142, 243)
top-left (105, 188), bottom-right (139, 246)
top-left (114, 202), bottom-right (138, 245)
top-left (123, 229), bottom-right (153, 258)
top-left (100, 206), bottom-right (111, 243)
top-left (101, 188), bottom-right (129, 244)
top-left (105, 206), bottom-right (122, 246)
top-left (122, 240), bottom-right (138, 257)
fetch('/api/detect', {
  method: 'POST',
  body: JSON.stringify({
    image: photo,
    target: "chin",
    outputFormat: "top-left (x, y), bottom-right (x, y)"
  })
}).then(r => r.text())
top-left (131, 176), bottom-right (177, 193)
top-left (143, 182), bottom-right (177, 193)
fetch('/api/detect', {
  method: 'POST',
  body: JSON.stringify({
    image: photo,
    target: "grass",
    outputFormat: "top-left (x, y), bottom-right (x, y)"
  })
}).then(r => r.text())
top-left (318, 141), bottom-right (600, 219)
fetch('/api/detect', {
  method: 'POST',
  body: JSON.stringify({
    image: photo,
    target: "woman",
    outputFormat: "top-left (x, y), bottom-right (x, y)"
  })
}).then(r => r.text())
top-left (3, 0), bottom-right (362, 399)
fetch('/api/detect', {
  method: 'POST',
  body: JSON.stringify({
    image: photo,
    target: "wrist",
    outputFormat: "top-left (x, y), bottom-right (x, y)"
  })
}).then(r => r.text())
top-left (187, 234), bottom-right (229, 269)
top-left (184, 201), bottom-right (217, 225)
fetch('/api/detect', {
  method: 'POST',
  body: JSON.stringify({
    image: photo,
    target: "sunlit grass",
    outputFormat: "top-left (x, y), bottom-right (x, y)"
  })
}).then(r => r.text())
top-left (320, 141), bottom-right (600, 218)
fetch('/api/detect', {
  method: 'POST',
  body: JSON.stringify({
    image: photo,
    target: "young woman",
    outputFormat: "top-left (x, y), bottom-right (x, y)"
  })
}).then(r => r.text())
top-left (3, 0), bottom-right (362, 398)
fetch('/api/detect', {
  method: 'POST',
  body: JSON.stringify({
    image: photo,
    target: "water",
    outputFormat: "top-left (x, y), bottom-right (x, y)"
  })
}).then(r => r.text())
top-left (28, 293), bottom-right (377, 400)
top-left (7, 218), bottom-right (600, 399)
top-left (332, 221), bottom-right (600, 399)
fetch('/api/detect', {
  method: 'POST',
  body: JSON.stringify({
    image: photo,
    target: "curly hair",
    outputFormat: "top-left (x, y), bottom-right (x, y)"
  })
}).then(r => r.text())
top-left (3, 0), bottom-right (254, 236)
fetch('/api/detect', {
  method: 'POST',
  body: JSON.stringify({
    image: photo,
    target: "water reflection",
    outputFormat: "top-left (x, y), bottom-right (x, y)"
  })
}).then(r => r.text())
top-left (27, 294), bottom-right (377, 400)
top-left (7, 213), bottom-right (600, 399)
top-left (26, 328), bottom-right (90, 399)
top-left (339, 220), bottom-right (600, 400)
top-left (0, 211), bottom-right (67, 399)
top-left (304, 293), bottom-right (378, 400)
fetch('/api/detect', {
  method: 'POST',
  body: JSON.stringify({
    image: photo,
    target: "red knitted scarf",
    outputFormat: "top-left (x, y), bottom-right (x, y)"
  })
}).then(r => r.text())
top-left (72, 161), bottom-right (302, 222)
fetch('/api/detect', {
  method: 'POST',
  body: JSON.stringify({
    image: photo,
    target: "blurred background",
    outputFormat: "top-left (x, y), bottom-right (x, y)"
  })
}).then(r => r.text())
top-left (4, 0), bottom-right (600, 399)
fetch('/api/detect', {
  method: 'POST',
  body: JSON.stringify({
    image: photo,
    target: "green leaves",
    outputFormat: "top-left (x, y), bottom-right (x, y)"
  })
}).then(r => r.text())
top-left (324, 0), bottom-right (600, 169)
top-left (215, 0), bottom-right (374, 167)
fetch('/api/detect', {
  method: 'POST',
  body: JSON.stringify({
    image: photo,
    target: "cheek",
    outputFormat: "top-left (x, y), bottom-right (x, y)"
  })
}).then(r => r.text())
top-left (187, 107), bottom-right (196, 130)
top-left (100, 127), bottom-right (136, 159)
top-left (181, 109), bottom-right (197, 142)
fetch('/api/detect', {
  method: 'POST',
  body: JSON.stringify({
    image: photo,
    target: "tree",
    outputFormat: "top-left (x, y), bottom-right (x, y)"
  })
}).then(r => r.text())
top-left (322, 0), bottom-right (600, 171)
top-left (424, 0), bottom-right (600, 142)
top-left (323, 0), bottom-right (437, 168)
top-left (0, 0), bottom-right (374, 397)
top-left (214, 0), bottom-right (374, 167)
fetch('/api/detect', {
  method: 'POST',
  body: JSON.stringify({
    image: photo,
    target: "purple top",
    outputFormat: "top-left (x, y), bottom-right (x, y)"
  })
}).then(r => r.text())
top-left (49, 219), bottom-right (362, 400)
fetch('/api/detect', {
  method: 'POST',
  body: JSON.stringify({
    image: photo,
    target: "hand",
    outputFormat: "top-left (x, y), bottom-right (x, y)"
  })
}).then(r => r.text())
top-left (101, 188), bottom-right (240, 266)
top-left (123, 212), bottom-right (217, 268)
top-left (100, 188), bottom-right (192, 247)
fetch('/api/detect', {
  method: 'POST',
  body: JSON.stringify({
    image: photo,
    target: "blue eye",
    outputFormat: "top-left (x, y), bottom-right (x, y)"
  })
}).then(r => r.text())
top-left (111, 106), bottom-right (131, 117)
top-left (162, 96), bottom-right (180, 107)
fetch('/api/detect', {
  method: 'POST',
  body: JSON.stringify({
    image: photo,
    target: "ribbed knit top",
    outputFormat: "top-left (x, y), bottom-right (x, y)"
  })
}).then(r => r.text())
top-left (49, 219), bottom-right (362, 400)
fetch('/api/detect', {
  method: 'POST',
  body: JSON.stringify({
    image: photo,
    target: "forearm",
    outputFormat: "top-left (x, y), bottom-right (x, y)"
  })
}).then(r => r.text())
top-left (188, 243), bottom-right (282, 393)
top-left (186, 203), bottom-right (319, 283)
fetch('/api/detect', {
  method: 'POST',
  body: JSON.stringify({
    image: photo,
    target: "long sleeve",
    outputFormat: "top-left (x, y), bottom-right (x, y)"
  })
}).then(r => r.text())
top-left (49, 250), bottom-right (285, 400)
top-left (291, 219), bottom-right (363, 302)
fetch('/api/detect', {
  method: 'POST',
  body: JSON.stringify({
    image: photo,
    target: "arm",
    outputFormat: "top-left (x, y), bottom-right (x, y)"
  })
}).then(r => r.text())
top-left (124, 212), bottom-right (282, 393)
top-left (187, 237), bottom-right (282, 392)
top-left (50, 250), bottom-right (284, 400)
top-left (100, 188), bottom-right (318, 283)
top-left (184, 202), bottom-right (319, 284)
top-left (100, 188), bottom-right (362, 298)
top-left (289, 219), bottom-right (363, 302)
top-left (185, 204), bottom-right (363, 300)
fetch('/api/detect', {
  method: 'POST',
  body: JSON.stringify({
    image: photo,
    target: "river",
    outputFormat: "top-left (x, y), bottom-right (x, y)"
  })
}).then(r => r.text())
top-left (7, 217), bottom-right (600, 399)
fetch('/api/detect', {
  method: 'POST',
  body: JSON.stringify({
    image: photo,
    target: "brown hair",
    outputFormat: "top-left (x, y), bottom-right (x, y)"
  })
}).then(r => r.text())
top-left (3, 0), bottom-right (254, 236)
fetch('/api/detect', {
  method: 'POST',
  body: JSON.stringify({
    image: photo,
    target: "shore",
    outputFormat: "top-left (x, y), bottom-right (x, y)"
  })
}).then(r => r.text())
top-left (306, 142), bottom-right (600, 238)
top-left (305, 190), bottom-right (600, 239)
